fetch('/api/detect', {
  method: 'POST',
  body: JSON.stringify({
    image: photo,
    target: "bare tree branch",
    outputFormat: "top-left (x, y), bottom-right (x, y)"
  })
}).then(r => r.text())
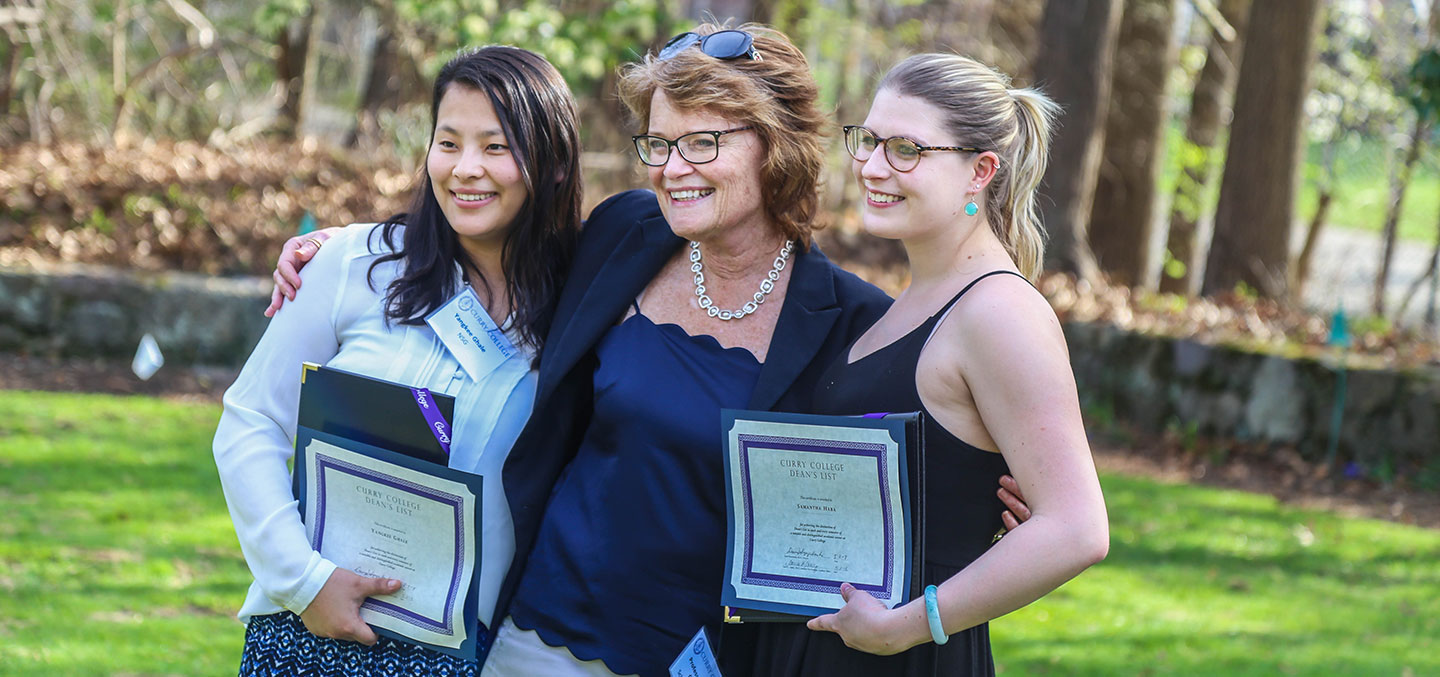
top-left (19, 4), bottom-right (53, 143)
top-left (113, 0), bottom-right (130, 98)
top-left (0, 7), bottom-right (42, 26)
top-left (163, 0), bottom-right (215, 49)
top-left (112, 0), bottom-right (219, 142)
top-left (1189, 0), bottom-right (1236, 43)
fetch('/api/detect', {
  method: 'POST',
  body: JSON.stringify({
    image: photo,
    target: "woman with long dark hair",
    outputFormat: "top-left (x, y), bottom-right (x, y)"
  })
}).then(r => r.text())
top-left (213, 46), bottom-right (582, 675)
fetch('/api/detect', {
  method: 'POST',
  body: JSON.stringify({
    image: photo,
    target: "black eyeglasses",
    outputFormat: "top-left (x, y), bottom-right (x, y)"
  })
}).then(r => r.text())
top-left (632, 126), bottom-right (753, 166)
top-left (658, 29), bottom-right (761, 62)
top-left (842, 125), bottom-right (984, 173)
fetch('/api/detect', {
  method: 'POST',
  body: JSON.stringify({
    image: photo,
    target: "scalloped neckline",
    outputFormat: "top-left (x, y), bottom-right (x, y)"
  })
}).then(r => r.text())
top-left (623, 311), bottom-right (763, 365)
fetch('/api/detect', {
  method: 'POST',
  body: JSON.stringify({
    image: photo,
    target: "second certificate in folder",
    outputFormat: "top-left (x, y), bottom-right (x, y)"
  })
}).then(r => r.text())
top-left (720, 410), bottom-right (924, 622)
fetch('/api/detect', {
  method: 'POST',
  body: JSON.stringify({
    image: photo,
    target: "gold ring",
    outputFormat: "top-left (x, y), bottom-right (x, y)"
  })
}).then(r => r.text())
top-left (304, 237), bottom-right (325, 251)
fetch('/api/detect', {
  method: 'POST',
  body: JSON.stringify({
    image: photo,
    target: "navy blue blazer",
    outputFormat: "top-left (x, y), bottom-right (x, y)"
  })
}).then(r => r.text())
top-left (495, 189), bottom-right (892, 636)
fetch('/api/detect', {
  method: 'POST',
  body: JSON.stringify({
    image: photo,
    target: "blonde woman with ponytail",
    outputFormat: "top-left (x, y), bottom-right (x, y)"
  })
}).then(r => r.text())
top-left (733, 53), bottom-right (1109, 676)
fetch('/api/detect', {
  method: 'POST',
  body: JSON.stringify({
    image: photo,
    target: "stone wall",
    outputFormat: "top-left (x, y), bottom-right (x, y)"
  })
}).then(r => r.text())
top-left (1, 266), bottom-right (1435, 478)
top-left (1064, 322), bottom-right (1440, 480)
top-left (0, 264), bottom-right (270, 367)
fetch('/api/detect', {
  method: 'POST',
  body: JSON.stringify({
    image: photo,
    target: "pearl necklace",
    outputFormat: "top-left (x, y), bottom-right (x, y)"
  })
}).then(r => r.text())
top-left (690, 239), bottom-right (794, 321)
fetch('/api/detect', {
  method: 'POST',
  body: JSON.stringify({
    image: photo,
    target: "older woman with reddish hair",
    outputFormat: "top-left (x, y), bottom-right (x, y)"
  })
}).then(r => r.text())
top-left (478, 24), bottom-right (891, 676)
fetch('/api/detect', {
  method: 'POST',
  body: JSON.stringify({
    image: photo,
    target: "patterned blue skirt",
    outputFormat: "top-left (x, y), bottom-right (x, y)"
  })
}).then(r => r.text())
top-left (239, 612), bottom-right (480, 676)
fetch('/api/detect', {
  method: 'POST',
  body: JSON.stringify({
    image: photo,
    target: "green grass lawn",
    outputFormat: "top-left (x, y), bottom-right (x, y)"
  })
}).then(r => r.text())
top-left (1, 390), bottom-right (1437, 675)
top-left (992, 473), bottom-right (1440, 675)
top-left (0, 391), bottom-right (250, 675)
top-left (1294, 134), bottom-right (1440, 244)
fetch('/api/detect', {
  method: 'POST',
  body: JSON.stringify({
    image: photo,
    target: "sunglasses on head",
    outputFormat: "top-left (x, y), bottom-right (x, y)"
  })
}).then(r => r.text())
top-left (658, 29), bottom-right (761, 62)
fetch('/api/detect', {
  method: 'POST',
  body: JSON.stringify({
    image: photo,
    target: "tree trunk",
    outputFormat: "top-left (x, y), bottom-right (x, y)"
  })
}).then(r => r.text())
top-left (1396, 195), bottom-right (1440, 325)
top-left (0, 28), bottom-right (21, 116)
top-left (988, 0), bottom-right (1044, 81)
top-left (1087, 0), bottom-right (1180, 287)
top-left (111, 0), bottom-right (129, 102)
top-left (274, 5), bottom-right (315, 139)
top-left (1429, 228), bottom-right (1439, 330)
top-left (1395, 226), bottom-right (1437, 324)
top-left (345, 0), bottom-right (398, 148)
top-left (1373, 116), bottom-right (1430, 316)
top-left (17, 11), bottom-right (52, 144)
top-left (750, 0), bottom-right (778, 25)
top-left (1033, 0), bottom-right (1122, 280)
top-left (1201, 0), bottom-right (1323, 299)
top-left (296, 0), bottom-right (325, 138)
top-left (1292, 190), bottom-right (1332, 300)
top-left (1158, 0), bottom-right (1249, 295)
top-left (1291, 82), bottom-right (1350, 299)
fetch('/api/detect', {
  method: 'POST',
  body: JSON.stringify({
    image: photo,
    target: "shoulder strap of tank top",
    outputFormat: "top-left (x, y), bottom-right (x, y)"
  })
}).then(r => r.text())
top-left (919, 270), bottom-right (1031, 352)
top-left (932, 270), bottom-right (1031, 319)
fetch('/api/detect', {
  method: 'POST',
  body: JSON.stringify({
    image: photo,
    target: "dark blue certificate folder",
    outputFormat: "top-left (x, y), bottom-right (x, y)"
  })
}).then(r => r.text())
top-left (297, 362), bottom-right (454, 465)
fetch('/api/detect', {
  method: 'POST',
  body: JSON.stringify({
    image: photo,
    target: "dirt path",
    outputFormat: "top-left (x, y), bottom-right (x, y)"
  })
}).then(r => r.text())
top-left (1303, 227), bottom-right (1436, 325)
top-left (0, 355), bottom-right (236, 402)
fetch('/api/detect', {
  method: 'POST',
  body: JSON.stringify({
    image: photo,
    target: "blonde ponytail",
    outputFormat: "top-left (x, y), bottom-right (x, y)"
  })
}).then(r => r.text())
top-left (879, 54), bottom-right (1059, 280)
top-left (1000, 87), bottom-right (1059, 280)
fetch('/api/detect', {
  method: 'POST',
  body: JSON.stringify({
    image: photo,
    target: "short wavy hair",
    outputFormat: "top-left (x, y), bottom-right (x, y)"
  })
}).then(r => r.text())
top-left (618, 22), bottom-right (828, 243)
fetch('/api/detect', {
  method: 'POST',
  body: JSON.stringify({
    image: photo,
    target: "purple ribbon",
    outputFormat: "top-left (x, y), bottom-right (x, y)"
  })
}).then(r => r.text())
top-left (411, 387), bottom-right (453, 456)
top-left (862, 412), bottom-right (890, 419)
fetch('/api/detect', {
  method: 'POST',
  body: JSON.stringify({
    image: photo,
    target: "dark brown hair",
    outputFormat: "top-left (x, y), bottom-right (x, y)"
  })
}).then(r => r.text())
top-left (370, 46), bottom-right (582, 356)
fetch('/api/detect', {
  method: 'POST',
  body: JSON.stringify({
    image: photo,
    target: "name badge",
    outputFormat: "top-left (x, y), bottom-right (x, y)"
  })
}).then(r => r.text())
top-left (425, 286), bottom-right (518, 382)
top-left (669, 627), bottom-right (723, 677)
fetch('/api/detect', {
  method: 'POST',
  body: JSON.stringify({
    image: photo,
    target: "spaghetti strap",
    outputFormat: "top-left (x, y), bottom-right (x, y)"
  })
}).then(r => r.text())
top-left (932, 270), bottom-right (1031, 319)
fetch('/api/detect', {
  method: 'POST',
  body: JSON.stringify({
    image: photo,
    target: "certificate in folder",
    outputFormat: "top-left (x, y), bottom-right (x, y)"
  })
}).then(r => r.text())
top-left (292, 363), bottom-right (484, 658)
top-left (720, 410), bottom-right (925, 623)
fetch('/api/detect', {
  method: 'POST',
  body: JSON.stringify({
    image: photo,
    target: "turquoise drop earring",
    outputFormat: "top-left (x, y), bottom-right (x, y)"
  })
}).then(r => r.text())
top-left (964, 199), bottom-right (979, 217)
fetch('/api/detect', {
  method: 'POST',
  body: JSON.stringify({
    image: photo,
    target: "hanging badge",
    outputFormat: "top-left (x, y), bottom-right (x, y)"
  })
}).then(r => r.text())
top-left (668, 626), bottom-right (722, 677)
top-left (425, 286), bottom-right (519, 381)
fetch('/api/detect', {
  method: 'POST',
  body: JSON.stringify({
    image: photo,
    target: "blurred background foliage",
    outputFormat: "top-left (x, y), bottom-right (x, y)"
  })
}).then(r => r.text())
top-left (4, 0), bottom-right (1440, 340)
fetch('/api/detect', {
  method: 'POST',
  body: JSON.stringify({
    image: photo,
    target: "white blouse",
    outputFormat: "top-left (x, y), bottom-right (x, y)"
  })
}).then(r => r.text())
top-left (213, 223), bottom-right (536, 629)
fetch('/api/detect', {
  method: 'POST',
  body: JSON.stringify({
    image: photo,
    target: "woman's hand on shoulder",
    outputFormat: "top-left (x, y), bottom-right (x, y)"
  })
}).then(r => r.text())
top-left (298, 567), bottom-right (402, 644)
top-left (265, 227), bottom-right (344, 317)
top-left (806, 582), bottom-right (927, 656)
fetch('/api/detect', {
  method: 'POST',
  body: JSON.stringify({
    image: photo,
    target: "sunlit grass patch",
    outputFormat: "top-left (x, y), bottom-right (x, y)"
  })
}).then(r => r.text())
top-left (0, 391), bottom-right (249, 676)
top-left (993, 474), bottom-right (1440, 676)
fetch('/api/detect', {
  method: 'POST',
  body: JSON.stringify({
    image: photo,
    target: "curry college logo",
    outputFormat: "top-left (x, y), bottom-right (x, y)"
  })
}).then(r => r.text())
top-left (458, 294), bottom-right (475, 312)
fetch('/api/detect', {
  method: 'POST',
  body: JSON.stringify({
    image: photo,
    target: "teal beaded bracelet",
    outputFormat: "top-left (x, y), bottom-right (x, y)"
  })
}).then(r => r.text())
top-left (924, 584), bottom-right (948, 645)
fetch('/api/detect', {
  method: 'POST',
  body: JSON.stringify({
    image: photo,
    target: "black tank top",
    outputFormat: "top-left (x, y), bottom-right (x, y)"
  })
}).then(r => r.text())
top-left (811, 270), bottom-right (1020, 569)
top-left (725, 271), bottom-right (1030, 677)
top-left (725, 271), bottom-right (1027, 677)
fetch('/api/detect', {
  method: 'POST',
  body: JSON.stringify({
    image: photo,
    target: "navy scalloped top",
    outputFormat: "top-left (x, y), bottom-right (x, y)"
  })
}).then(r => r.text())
top-left (509, 311), bottom-right (761, 677)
